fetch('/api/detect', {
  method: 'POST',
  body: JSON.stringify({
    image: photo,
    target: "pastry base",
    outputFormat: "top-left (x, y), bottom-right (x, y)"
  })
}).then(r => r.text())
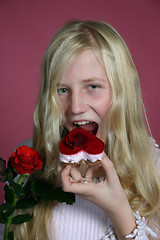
top-left (61, 159), bottom-right (101, 166)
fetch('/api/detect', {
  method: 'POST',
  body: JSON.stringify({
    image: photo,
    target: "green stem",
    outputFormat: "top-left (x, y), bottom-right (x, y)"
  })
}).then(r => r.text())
top-left (4, 175), bottom-right (24, 240)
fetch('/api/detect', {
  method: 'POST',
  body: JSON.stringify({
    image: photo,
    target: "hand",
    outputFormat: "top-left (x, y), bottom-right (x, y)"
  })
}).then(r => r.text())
top-left (60, 153), bottom-right (136, 239)
top-left (60, 153), bottom-right (129, 216)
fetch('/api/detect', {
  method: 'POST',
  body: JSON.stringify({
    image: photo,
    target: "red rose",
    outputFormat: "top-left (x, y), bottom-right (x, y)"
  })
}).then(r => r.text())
top-left (9, 146), bottom-right (43, 175)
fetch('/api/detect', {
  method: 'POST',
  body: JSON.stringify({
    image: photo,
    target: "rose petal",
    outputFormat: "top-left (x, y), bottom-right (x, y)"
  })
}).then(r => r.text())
top-left (9, 146), bottom-right (43, 175)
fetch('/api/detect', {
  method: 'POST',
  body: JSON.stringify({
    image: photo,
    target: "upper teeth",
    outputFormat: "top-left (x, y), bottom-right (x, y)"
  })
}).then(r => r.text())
top-left (74, 121), bottom-right (90, 125)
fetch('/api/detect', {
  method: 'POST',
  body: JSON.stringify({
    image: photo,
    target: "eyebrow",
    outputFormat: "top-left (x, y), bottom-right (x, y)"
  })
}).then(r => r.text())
top-left (57, 77), bottom-right (107, 86)
top-left (82, 78), bottom-right (107, 83)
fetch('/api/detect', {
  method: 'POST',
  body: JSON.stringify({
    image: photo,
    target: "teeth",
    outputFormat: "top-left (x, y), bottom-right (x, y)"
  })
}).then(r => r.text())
top-left (73, 121), bottom-right (90, 125)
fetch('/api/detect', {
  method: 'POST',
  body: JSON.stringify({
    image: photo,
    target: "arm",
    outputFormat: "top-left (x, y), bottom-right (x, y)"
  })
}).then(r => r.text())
top-left (60, 153), bottom-right (136, 240)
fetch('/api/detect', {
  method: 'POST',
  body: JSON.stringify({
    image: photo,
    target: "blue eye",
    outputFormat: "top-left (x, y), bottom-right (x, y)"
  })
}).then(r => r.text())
top-left (88, 85), bottom-right (100, 90)
top-left (57, 88), bottom-right (69, 95)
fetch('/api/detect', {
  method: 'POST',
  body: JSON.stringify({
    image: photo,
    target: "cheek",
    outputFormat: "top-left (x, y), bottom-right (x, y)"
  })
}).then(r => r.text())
top-left (58, 98), bottom-right (70, 127)
top-left (94, 96), bottom-right (111, 120)
top-left (58, 97), bottom-right (68, 113)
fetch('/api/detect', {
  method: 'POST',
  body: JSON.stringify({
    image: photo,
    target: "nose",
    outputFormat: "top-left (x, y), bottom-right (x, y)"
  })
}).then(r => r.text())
top-left (70, 90), bottom-right (88, 114)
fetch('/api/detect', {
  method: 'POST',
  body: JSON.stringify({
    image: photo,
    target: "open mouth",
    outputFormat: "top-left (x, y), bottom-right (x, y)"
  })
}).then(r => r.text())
top-left (73, 121), bottom-right (98, 135)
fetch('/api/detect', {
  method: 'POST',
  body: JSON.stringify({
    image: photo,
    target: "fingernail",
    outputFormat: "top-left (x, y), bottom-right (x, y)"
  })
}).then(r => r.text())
top-left (76, 178), bottom-right (82, 183)
top-left (80, 180), bottom-right (89, 183)
top-left (66, 165), bottom-right (70, 168)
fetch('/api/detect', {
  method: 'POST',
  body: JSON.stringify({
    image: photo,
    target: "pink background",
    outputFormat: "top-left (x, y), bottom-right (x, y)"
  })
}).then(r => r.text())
top-left (0, 0), bottom-right (160, 203)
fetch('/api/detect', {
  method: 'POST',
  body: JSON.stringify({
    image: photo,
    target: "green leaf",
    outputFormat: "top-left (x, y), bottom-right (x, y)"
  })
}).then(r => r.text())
top-left (31, 180), bottom-right (75, 205)
top-left (22, 180), bottom-right (32, 195)
top-left (4, 184), bottom-right (14, 203)
top-left (0, 202), bottom-right (12, 212)
top-left (4, 207), bottom-right (15, 217)
top-left (16, 197), bottom-right (38, 209)
top-left (31, 180), bottom-right (53, 195)
top-left (7, 160), bottom-right (18, 179)
top-left (0, 157), bottom-right (7, 182)
top-left (0, 211), bottom-right (7, 224)
top-left (8, 231), bottom-right (14, 240)
top-left (12, 214), bottom-right (32, 224)
top-left (0, 203), bottom-right (15, 218)
top-left (42, 187), bottom-right (75, 205)
top-left (7, 174), bottom-right (24, 196)
top-left (54, 187), bottom-right (75, 205)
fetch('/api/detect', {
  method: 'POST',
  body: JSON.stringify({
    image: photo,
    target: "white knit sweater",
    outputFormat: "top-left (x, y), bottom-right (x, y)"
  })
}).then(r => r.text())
top-left (49, 195), bottom-right (109, 240)
top-left (0, 138), bottom-right (159, 240)
top-left (48, 138), bottom-right (160, 240)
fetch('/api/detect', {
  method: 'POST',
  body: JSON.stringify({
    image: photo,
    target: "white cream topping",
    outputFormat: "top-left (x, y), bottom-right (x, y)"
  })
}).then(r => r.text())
top-left (59, 150), bottom-right (103, 163)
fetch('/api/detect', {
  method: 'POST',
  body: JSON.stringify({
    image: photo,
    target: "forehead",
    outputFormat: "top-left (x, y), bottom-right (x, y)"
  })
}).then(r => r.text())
top-left (58, 49), bottom-right (107, 84)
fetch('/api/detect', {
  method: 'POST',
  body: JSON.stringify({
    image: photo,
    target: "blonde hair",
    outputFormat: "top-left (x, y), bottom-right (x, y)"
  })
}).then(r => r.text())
top-left (14, 20), bottom-right (160, 239)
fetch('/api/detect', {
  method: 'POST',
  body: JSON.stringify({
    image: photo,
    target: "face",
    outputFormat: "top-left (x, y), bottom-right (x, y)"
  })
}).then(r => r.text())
top-left (57, 50), bottom-right (112, 143)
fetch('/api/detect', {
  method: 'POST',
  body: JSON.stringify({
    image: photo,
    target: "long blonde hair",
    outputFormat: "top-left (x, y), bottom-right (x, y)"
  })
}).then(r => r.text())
top-left (14, 20), bottom-right (160, 239)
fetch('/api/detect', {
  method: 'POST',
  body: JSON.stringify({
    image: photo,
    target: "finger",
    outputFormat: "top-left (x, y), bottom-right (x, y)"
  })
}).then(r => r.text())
top-left (61, 165), bottom-right (72, 191)
top-left (101, 153), bottom-right (119, 183)
top-left (85, 165), bottom-right (101, 179)
top-left (57, 161), bottom-right (64, 173)
top-left (61, 165), bottom-right (94, 194)
top-left (57, 161), bottom-right (66, 183)
top-left (70, 166), bottom-right (82, 181)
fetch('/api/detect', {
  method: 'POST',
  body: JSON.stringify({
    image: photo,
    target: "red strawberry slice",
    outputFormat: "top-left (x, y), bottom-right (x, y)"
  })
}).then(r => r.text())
top-left (59, 128), bottom-right (104, 155)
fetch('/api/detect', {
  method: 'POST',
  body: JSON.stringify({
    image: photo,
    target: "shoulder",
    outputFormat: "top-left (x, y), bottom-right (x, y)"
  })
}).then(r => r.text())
top-left (17, 138), bottom-right (33, 148)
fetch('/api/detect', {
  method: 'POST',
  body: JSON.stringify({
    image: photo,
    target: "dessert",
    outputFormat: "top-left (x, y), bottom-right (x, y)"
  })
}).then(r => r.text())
top-left (59, 128), bottom-right (104, 165)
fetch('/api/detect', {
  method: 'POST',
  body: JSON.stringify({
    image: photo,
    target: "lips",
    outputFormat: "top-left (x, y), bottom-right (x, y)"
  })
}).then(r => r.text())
top-left (59, 127), bottom-right (104, 155)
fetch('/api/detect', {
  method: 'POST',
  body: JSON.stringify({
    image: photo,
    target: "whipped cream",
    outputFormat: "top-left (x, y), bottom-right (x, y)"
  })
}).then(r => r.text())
top-left (59, 150), bottom-right (103, 164)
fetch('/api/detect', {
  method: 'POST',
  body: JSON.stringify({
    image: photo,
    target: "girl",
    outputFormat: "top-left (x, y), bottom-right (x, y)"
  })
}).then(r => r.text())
top-left (13, 20), bottom-right (160, 239)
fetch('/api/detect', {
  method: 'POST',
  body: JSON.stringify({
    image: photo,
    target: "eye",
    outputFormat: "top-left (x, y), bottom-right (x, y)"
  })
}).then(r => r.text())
top-left (57, 88), bottom-right (69, 95)
top-left (88, 84), bottom-right (100, 90)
